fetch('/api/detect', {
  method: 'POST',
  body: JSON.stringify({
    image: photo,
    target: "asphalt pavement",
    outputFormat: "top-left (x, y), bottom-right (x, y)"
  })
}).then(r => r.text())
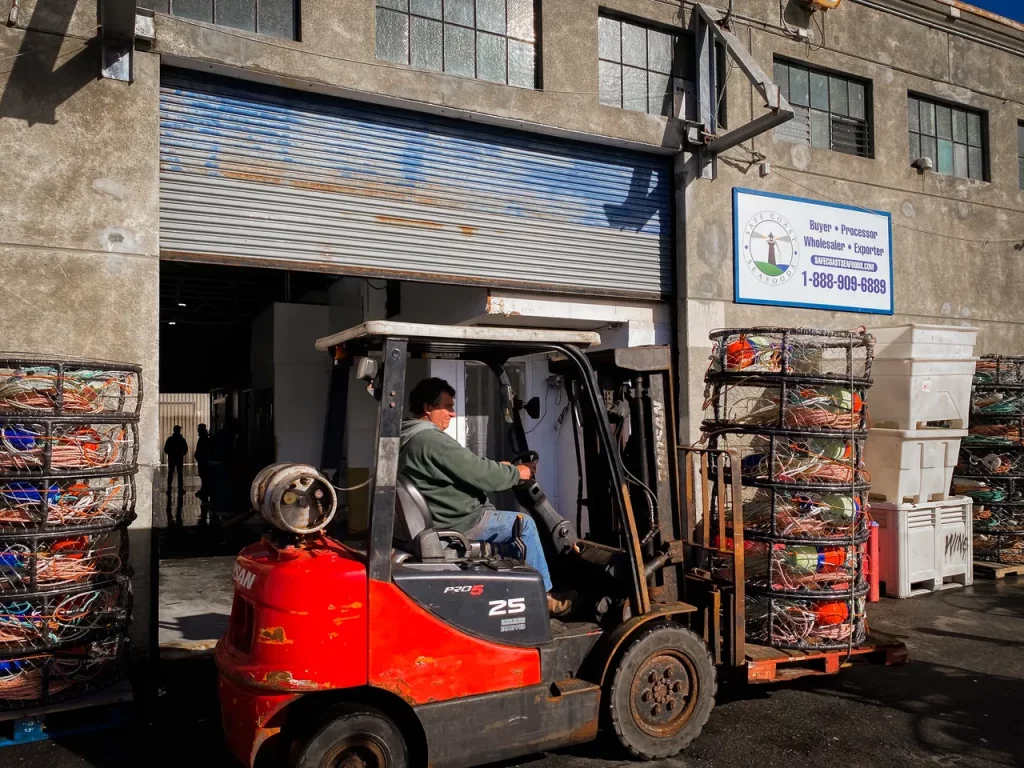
top-left (4, 578), bottom-right (1022, 768)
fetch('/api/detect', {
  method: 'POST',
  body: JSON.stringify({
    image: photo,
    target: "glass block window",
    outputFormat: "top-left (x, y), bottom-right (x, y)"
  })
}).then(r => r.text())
top-left (598, 15), bottom-right (691, 118)
top-left (773, 59), bottom-right (871, 158)
top-left (375, 0), bottom-right (537, 88)
top-left (908, 95), bottom-right (985, 180)
top-left (138, 0), bottom-right (298, 39)
top-left (1018, 121), bottom-right (1024, 189)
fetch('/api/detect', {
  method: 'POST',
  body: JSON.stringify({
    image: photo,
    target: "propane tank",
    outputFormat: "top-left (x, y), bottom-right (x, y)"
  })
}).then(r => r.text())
top-left (250, 463), bottom-right (337, 535)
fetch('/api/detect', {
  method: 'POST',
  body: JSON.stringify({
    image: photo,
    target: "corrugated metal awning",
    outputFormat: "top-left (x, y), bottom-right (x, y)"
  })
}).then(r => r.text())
top-left (159, 71), bottom-right (673, 299)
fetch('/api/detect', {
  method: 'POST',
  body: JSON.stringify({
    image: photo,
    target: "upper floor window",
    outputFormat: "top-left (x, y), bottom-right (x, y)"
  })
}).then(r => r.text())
top-left (773, 59), bottom-right (871, 158)
top-left (1018, 121), bottom-right (1024, 189)
top-left (908, 95), bottom-right (985, 181)
top-left (375, 0), bottom-right (537, 88)
top-left (139, 0), bottom-right (297, 39)
top-left (598, 15), bottom-right (690, 118)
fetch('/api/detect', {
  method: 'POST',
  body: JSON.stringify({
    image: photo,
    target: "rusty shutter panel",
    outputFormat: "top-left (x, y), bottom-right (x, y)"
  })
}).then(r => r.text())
top-left (159, 71), bottom-right (672, 299)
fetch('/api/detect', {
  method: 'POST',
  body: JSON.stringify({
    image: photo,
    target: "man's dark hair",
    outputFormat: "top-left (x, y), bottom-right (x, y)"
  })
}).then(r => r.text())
top-left (173, 425), bottom-right (182, 433)
top-left (410, 378), bottom-right (456, 416)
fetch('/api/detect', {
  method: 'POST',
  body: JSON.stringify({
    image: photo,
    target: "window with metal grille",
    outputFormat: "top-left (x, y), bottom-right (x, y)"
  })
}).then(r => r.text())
top-left (138, 0), bottom-right (298, 39)
top-left (1018, 121), bottom-right (1024, 189)
top-left (597, 14), bottom-right (692, 118)
top-left (375, 0), bottom-right (538, 88)
top-left (908, 95), bottom-right (985, 181)
top-left (773, 59), bottom-right (871, 158)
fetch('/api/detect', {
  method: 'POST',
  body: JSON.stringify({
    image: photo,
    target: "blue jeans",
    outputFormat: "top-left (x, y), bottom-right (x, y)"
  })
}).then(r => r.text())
top-left (467, 509), bottom-right (552, 592)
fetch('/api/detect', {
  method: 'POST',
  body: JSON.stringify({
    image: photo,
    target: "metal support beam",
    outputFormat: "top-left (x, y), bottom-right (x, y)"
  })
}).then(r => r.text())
top-left (99, 0), bottom-right (137, 82)
top-left (692, 3), bottom-right (794, 179)
top-left (695, 14), bottom-right (718, 180)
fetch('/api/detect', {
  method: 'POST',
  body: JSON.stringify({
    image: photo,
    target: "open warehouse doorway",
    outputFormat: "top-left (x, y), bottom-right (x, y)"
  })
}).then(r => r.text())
top-left (156, 259), bottom-right (351, 657)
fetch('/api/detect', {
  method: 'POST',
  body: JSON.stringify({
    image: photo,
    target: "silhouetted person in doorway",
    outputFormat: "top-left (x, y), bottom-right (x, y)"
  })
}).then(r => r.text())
top-left (164, 425), bottom-right (188, 496)
top-left (194, 423), bottom-right (211, 501)
top-left (209, 419), bottom-right (239, 518)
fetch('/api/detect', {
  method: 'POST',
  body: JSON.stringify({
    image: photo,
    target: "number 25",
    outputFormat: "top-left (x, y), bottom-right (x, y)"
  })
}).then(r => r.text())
top-left (489, 598), bottom-right (526, 616)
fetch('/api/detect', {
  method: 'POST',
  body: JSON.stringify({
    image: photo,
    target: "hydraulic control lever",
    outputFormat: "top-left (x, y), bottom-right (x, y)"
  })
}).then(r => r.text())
top-left (514, 481), bottom-right (579, 555)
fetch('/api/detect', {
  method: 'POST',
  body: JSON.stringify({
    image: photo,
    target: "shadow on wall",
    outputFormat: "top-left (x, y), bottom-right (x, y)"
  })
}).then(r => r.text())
top-left (0, 0), bottom-right (98, 124)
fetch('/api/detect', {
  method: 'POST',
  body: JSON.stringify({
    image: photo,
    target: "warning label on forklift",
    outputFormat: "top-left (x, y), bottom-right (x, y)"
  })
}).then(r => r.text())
top-left (501, 617), bottom-right (527, 633)
top-left (733, 188), bottom-right (894, 314)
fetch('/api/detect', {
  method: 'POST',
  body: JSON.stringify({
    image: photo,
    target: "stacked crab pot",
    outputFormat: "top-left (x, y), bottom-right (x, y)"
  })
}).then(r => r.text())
top-left (702, 328), bottom-right (874, 651)
top-left (0, 358), bottom-right (139, 709)
top-left (953, 356), bottom-right (1024, 566)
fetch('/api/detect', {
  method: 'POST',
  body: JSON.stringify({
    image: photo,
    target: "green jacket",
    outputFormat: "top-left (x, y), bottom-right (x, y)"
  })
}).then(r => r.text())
top-left (399, 419), bottom-right (520, 533)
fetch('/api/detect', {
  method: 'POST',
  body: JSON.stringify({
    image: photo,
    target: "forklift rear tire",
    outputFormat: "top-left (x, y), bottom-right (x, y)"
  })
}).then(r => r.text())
top-left (607, 622), bottom-right (716, 760)
top-left (293, 705), bottom-right (408, 768)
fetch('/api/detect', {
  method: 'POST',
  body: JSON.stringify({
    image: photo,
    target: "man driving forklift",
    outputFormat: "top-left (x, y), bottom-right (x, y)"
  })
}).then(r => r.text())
top-left (399, 377), bottom-right (572, 616)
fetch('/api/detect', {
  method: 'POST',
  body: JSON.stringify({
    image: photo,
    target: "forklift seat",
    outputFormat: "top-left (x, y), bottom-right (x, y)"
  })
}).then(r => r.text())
top-left (395, 475), bottom-right (495, 562)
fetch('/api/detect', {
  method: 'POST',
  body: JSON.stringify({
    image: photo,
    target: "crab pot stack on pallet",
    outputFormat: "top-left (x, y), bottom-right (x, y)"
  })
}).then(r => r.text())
top-left (862, 324), bottom-right (977, 598)
top-left (0, 359), bottom-right (140, 710)
top-left (702, 328), bottom-right (873, 651)
top-left (953, 356), bottom-right (1024, 570)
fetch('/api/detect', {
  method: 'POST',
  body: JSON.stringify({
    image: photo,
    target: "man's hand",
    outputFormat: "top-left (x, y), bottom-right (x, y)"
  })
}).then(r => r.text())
top-left (502, 461), bottom-right (535, 482)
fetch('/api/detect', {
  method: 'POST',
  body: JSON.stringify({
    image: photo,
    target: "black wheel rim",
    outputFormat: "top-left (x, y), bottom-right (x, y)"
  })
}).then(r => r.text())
top-left (320, 735), bottom-right (389, 768)
top-left (629, 649), bottom-right (699, 738)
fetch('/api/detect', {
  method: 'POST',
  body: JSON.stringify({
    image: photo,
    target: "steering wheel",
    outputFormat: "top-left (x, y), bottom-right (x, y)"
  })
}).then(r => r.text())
top-left (511, 450), bottom-right (539, 466)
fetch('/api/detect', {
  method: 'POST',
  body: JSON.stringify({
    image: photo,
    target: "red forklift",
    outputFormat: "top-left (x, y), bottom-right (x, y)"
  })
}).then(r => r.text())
top-left (216, 322), bottom-right (906, 768)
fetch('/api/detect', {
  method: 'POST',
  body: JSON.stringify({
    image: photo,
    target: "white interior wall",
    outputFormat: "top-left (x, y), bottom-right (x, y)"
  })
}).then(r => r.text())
top-left (270, 303), bottom-right (332, 465)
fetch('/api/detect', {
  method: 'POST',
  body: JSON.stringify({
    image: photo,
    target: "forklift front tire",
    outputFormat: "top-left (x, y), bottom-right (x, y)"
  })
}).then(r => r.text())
top-left (607, 623), bottom-right (717, 760)
top-left (293, 705), bottom-right (408, 768)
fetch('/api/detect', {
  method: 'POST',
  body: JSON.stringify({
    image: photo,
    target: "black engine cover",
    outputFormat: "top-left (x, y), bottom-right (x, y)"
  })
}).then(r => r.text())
top-left (393, 562), bottom-right (551, 647)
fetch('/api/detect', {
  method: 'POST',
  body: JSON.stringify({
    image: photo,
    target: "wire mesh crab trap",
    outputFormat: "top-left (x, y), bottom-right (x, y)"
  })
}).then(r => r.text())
top-left (0, 634), bottom-right (126, 711)
top-left (709, 430), bottom-right (869, 487)
top-left (0, 475), bottom-right (136, 532)
top-left (973, 356), bottom-right (1024, 387)
top-left (703, 382), bottom-right (869, 432)
top-left (737, 486), bottom-right (869, 543)
top-left (0, 359), bottom-right (141, 419)
top-left (973, 531), bottom-right (1024, 564)
top-left (964, 416), bottom-right (1024, 447)
top-left (952, 357), bottom-right (1024, 565)
top-left (702, 327), bottom-right (873, 650)
top-left (0, 576), bottom-right (130, 656)
top-left (0, 420), bottom-right (138, 477)
top-left (953, 477), bottom-right (1024, 533)
top-left (0, 526), bottom-right (129, 594)
top-left (707, 327), bottom-right (874, 381)
top-left (745, 593), bottom-right (867, 650)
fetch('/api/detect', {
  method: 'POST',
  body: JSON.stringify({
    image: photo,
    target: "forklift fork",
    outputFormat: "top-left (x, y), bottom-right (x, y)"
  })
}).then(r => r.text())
top-left (679, 446), bottom-right (746, 669)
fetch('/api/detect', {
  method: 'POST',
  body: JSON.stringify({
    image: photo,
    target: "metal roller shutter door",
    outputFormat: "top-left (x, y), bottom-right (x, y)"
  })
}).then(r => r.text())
top-left (159, 71), bottom-right (672, 298)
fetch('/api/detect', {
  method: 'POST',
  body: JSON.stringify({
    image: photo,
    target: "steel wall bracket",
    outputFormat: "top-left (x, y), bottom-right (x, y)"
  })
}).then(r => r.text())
top-left (692, 4), bottom-right (794, 179)
top-left (99, 0), bottom-right (137, 82)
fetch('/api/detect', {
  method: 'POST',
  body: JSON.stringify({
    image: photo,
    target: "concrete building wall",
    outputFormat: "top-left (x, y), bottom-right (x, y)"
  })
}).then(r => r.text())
top-left (678, 1), bottom-right (1024, 441)
top-left (0, 21), bottom-right (161, 654)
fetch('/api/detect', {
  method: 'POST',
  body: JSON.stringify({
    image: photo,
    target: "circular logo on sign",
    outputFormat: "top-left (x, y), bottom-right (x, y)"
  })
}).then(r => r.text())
top-left (742, 212), bottom-right (799, 285)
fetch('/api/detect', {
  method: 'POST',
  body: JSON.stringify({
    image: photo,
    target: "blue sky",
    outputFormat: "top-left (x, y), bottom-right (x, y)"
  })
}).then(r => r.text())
top-left (969, 1), bottom-right (1024, 23)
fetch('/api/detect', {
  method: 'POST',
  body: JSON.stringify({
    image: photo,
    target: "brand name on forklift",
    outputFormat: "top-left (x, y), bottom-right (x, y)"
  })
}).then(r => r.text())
top-left (233, 564), bottom-right (257, 590)
top-left (443, 585), bottom-right (484, 596)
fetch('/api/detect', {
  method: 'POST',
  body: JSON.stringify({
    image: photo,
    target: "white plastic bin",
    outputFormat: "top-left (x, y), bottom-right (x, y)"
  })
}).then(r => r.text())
top-left (868, 357), bottom-right (978, 429)
top-left (869, 323), bottom-right (978, 360)
top-left (864, 427), bottom-right (966, 504)
top-left (872, 496), bottom-right (973, 598)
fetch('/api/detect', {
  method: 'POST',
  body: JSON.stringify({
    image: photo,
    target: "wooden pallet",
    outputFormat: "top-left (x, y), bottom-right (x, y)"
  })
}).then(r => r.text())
top-left (973, 560), bottom-right (1024, 580)
top-left (0, 681), bottom-right (132, 747)
top-left (744, 632), bottom-right (909, 684)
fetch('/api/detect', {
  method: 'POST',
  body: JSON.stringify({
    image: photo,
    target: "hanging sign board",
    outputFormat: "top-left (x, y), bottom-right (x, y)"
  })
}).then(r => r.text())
top-left (733, 188), bottom-right (894, 315)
